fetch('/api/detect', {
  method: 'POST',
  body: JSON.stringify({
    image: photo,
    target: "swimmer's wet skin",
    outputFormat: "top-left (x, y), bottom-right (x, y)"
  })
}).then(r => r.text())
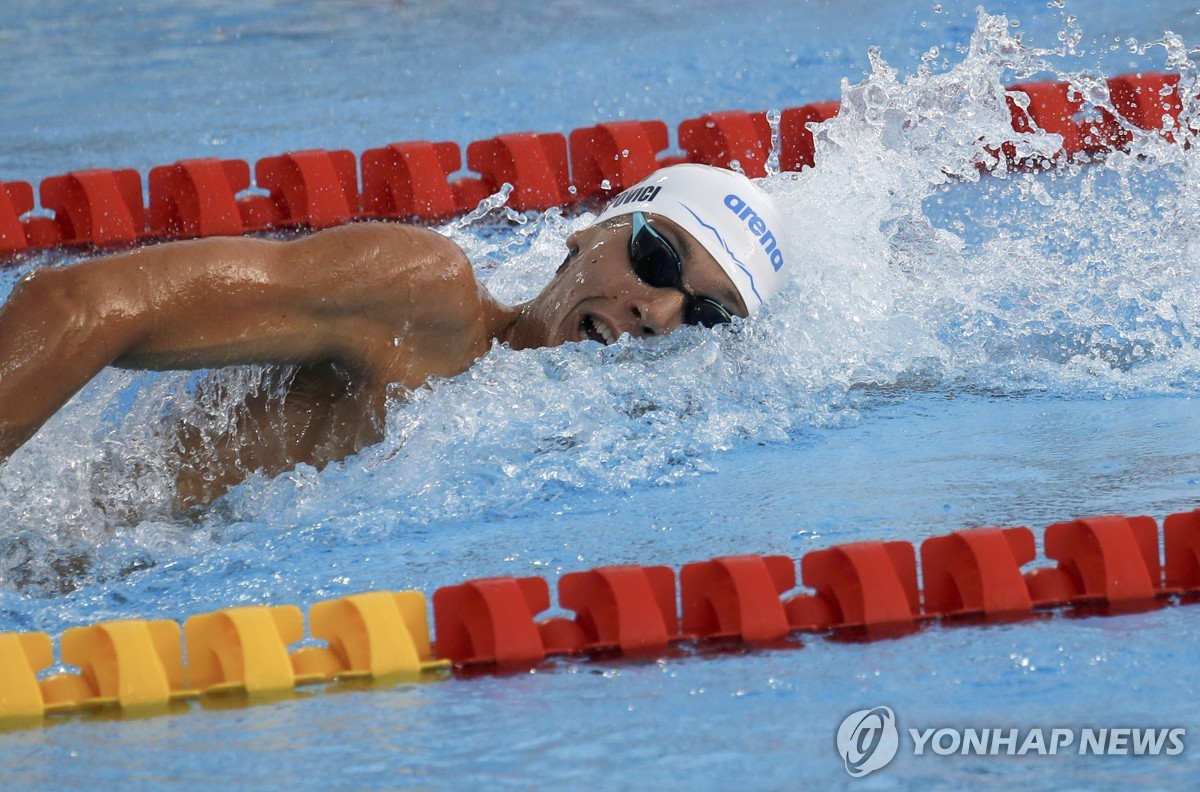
top-left (0, 165), bottom-right (791, 503)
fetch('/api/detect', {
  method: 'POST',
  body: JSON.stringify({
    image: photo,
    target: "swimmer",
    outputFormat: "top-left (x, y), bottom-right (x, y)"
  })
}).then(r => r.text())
top-left (0, 164), bottom-right (790, 503)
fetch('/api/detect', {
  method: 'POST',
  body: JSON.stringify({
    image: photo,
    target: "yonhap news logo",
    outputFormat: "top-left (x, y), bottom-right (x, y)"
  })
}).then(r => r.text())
top-left (836, 707), bottom-right (1186, 778)
top-left (836, 707), bottom-right (900, 777)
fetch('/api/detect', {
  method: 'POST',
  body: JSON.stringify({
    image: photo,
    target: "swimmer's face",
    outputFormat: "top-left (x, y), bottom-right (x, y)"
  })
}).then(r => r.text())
top-left (520, 213), bottom-right (749, 348)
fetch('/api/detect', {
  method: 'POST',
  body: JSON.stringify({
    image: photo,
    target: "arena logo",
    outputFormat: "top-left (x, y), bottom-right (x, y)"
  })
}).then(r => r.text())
top-left (836, 708), bottom-right (1187, 778)
top-left (722, 194), bottom-right (785, 271)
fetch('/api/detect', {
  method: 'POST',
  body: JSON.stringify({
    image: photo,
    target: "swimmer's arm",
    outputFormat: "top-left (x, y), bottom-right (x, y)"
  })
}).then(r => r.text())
top-left (0, 223), bottom-right (476, 459)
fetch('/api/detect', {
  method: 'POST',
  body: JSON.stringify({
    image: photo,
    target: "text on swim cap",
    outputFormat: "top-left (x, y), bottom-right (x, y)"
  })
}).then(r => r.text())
top-left (608, 185), bottom-right (662, 208)
top-left (723, 193), bottom-right (784, 271)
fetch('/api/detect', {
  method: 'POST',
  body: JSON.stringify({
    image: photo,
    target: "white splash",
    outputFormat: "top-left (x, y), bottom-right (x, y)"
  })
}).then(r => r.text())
top-left (3, 8), bottom-right (1200, 597)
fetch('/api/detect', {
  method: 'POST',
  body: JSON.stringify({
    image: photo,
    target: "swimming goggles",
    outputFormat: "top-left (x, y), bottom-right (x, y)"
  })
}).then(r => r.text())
top-left (628, 211), bottom-right (734, 328)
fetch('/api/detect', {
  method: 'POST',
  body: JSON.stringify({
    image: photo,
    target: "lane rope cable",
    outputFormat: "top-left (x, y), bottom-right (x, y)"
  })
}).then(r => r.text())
top-left (0, 72), bottom-right (1196, 729)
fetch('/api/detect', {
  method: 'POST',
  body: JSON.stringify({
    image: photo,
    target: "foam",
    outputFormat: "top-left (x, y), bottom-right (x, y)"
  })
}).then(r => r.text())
top-left (4, 9), bottom-right (1200, 599)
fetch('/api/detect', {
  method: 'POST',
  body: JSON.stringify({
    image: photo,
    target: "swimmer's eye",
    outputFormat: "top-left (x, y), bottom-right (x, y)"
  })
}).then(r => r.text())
top-left (628, 211), bottom-right (733, 328)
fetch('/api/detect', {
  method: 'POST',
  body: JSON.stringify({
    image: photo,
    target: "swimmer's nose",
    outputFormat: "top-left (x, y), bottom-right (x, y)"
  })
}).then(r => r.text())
top-left (630, 289), bottom-right (686, 337)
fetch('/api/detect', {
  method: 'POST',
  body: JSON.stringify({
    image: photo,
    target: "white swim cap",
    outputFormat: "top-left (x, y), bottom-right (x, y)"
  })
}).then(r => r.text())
top-left (594, 164), bottom-right (789, 313)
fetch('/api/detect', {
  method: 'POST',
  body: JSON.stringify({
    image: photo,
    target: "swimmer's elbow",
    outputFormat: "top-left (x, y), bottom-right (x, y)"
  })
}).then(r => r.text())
top-left (9, 267), bottom-right (99, 341)
top-left (12, 265), bottom-right (80, 308)
top-left (3, 265), bottom-right (143, 373)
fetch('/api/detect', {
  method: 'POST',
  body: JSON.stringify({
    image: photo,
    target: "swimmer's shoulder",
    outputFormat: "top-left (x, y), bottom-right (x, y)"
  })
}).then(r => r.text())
top-left (280, 222), bottom-right (478, 307)
top-left (314, 223), bottom-right (501, 384)
top-left (302, 222), bottom-right (490, 334)
top-left (295, 220), bottom-right (460, 264)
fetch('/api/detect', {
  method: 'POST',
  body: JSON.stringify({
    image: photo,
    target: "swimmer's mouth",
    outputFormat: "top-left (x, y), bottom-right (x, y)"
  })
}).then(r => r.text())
top-left (580, 315), bottom-right (617, 345)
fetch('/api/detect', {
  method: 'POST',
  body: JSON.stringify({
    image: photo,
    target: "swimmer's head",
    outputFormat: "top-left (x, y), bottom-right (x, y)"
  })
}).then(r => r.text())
top-left (594, 164), bottom-right (790, 314)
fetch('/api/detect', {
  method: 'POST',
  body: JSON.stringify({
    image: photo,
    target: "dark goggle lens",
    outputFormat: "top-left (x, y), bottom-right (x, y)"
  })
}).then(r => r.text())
top-left (628, 213), bottom-right (682, 289)
top-left (685, 298), bottom-right (733, 328)
top-left (629, 212), bottom-right (733, 328)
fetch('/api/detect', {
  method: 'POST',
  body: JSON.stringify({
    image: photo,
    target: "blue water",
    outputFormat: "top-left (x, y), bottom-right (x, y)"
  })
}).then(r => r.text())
top-left (5, 0), bottom-right (1200, 788)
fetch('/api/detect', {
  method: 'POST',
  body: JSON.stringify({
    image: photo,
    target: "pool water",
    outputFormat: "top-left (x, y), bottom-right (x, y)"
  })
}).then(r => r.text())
top-left (4, 1), bottom-right (1200, 788)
